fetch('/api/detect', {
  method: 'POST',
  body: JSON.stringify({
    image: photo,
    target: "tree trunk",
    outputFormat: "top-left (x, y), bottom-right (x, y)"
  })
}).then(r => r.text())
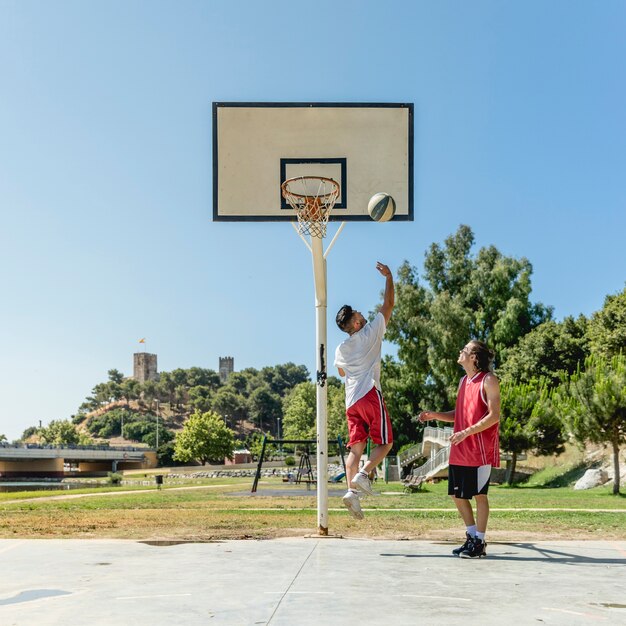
top-left (506, 452), bottom-right (518, 485)
top-left (612, 438), bottom-right (621, 495)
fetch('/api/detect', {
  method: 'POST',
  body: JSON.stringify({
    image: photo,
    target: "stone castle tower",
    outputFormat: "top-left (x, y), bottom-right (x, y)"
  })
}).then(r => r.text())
top-left (133, 353), bottom-right (158, 382)
top-left (219, 356), bottom-right (234, 383)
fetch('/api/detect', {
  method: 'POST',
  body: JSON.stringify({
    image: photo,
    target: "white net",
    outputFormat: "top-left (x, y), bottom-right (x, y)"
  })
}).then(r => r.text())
top-left (281, 176), bottom-right (340, 238)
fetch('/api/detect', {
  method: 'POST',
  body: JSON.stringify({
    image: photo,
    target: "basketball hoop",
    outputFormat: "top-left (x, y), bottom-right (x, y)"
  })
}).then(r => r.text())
top-left (281, 176), bottom-right (340, 238)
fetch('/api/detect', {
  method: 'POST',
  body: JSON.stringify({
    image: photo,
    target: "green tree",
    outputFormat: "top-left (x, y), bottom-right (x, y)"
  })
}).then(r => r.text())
top-left (188, 385), bottom-right (214, 413)
top-left (587, 287), bottom-right (626, 358)
top-left (120, 378), bottom-right (141, 408)
top-left (123, 416), bottom-right (156, 442)
top-left (211, 387), bottom-right (248, 426)
top-left (386, 225), bottom-right (551, 412)
top-left (186, 367), bottom-right (221, 389)
top-left (158, 372), bottom-right (176, 406)
top-left (261, 363), bottom-right (310, 396)
top-left (141, 380), bottom-right (159, 408)
top-left (173, 411), bottom-right (235, 465)
top-left (156, 440), bottom-right (179, 466)
top-left (246, 432), bottom-right (277, 459)
top-left (560, 354), bottom-right (626, 494)
top-left (174, 384), bottom-right (187, 410)
top-left (327, 375), bottom-right (342, 389)
top-left (281, 381), bottom-right (347, 453)
top-left (87, 408), bottom-right (140, 438)
top-left (379, 355), bottom-right (427, 448)
top-left (499, 316), bottom-right (589, 386)
top-left (283, 382), bottom-right (316, 440)
top-left (327, 384), bottom-right (349, 442)
top-left (141, 422), bottom-right (173, 449)
top-left (20, 426), bottom-right (40, 441)
top-left (249, 385), bottom-right (282, 433)
top-left (39, 420), bottom-right (81, 446)
top-left (170, 368), bottom-right (189, 388)
top-left (224, 372), bottom-right (251, 395)
top-left (500, 379), bottom-right (565, 484)
top-left (107, 369), bottom-right (125, 384)
top-left (77, 431), bottom-right (96, 446)
top-left (91, 382), bottom-right (114, 407)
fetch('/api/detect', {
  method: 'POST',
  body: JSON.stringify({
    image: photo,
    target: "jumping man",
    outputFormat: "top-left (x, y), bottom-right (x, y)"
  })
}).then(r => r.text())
top-left (334, 261), bottom-right (394, 520)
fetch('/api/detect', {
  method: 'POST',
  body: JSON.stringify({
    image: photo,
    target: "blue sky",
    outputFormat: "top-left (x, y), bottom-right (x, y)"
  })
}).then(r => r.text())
top-left (0, 1), bottom-right (624, 440)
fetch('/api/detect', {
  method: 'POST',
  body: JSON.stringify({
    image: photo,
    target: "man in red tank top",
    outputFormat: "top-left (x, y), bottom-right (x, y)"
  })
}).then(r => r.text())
top-left (419, 340), bottom-right (501, 558)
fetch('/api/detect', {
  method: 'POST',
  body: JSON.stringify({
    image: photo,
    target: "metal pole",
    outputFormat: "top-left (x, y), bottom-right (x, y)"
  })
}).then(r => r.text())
top-left (251, 435), bottom-right (268, 493)
top-left (311, 235), bottom-right (328, 535)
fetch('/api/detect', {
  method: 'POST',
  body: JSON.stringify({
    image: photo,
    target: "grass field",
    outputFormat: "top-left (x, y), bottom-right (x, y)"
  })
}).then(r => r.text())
top-left (0, 477), bottom-right (624, 541)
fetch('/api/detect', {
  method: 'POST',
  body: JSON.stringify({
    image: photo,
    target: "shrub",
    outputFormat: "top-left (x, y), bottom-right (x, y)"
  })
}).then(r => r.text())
top-left (284, 456), bottom-right (296, 466)
top-left (108, 472), bottom-right (123, 485)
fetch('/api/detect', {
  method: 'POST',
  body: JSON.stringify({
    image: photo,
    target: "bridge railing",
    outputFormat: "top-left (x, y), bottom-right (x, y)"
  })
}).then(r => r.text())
top-left (0, 443), bottom-right (148, 452)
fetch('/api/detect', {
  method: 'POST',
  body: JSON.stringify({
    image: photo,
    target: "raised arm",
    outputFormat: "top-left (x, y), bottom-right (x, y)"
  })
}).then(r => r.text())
top-left (377, 262), bottom-right (394, 324)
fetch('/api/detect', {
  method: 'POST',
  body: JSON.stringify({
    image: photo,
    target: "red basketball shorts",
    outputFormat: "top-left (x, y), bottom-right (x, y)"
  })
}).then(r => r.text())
top-left (346, 386), bottom-right (393, 447)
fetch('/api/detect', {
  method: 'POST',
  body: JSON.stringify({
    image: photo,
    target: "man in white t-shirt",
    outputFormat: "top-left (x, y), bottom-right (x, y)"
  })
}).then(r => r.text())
top-left (334, 261), bottom-right (394, 520)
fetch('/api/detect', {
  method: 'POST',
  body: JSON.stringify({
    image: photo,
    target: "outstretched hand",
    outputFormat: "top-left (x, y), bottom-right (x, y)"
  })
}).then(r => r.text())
top-left (417, 411), bottom-right (431, 422)
top-left (376, 261), bottom-right (391, 278)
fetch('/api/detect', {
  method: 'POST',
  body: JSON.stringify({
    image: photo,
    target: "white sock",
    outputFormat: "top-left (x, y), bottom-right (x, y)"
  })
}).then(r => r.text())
top-left (358, 470), bottom-right (368, 477)
top-left (466, 525), bottom-right (477, 537)
top-left (476, 531), bottom-right (485, 541)
top-left (348, 488), bottom-right (358, 494)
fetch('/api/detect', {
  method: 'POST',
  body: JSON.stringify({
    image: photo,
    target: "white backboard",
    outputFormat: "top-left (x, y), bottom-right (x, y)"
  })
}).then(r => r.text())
top-left (213, 102), bottom-right (414, 222)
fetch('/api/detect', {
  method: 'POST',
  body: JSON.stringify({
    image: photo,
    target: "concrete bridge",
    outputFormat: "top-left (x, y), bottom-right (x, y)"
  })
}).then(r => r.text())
top-left (0, 444), bottom-right (157, 478)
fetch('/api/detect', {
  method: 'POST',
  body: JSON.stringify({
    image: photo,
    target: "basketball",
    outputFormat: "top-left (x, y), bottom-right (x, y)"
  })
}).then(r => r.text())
top-left (367, 192), bottom-right (396, 222)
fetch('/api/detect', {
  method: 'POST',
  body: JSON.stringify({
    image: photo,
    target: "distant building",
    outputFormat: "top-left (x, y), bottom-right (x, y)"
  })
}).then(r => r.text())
top-left (219, 356), bottom-right (234, 383)
top-left (225, 449), bottom-right (252, 465)
top-left (134, 353), bottom-right (158, 382)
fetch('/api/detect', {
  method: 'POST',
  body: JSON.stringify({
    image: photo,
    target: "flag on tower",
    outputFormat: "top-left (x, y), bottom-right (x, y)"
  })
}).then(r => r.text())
top-left (138, 338), bottom-right (146, 344)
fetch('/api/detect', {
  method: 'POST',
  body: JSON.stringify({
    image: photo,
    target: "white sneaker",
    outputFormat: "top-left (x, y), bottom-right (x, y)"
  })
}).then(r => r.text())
top-left (352, 472), bottom-right (374, 496)
top-left (342, 491), bottom-right (364, 520)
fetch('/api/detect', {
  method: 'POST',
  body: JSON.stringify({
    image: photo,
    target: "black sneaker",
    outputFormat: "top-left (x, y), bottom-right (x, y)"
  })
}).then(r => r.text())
top-left (452, 532), bottom-right (473, 557)
top-left (459, 536), bottom-right (487, 559)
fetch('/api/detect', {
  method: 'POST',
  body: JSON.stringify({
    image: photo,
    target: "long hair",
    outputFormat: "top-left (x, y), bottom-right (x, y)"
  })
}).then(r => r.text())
top-left (468, 340), bottom-right (495, 372)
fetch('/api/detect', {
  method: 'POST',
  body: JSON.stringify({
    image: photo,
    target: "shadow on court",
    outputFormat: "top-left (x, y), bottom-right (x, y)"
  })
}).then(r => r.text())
top-left (381, 542), bottom-right (626, 565)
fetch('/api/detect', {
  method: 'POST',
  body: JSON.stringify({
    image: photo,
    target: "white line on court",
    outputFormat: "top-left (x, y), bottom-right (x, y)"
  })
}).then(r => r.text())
top-left (0, 541), bottom-right (23, 555)
top-left (542, 607), bottom-right (607, 620)
top-left (266, 541), bottom-right (319, 625)
top-left (265, 591), bottom-right (335, 595)
top-left (116, 593), bottom-right (192, 600)
top-left (393, 594), bottom-right (472, 602)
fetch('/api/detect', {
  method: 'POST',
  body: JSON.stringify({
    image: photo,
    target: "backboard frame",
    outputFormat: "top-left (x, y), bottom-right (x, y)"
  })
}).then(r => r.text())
top-left (212, 102), bottom-right (414, 222)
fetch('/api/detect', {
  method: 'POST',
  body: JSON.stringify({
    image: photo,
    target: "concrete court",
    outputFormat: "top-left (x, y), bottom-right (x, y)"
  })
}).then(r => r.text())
top-left (0, 538), bottom-right (625, 626)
